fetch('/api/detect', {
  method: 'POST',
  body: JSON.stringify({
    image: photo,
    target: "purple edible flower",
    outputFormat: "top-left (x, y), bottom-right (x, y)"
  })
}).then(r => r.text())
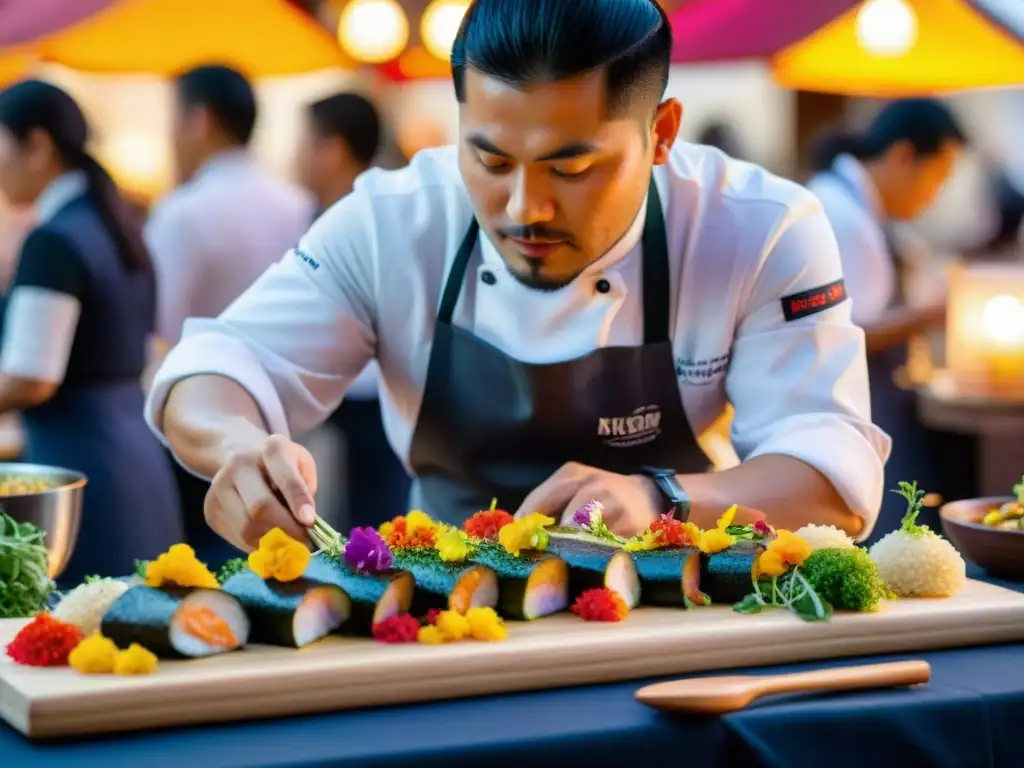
top-left (344, 527), bottom-right (393, 573)
top-left (572, 500), bottom-right (604, 529)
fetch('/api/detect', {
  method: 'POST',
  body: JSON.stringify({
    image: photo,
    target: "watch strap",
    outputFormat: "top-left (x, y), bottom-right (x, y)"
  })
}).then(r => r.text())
top-left (640, 466), bottom-right (691, 522)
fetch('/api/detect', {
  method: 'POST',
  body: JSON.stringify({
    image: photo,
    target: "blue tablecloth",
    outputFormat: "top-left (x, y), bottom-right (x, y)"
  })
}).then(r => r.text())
top-left (4, 565), bottom-right (1023, 768)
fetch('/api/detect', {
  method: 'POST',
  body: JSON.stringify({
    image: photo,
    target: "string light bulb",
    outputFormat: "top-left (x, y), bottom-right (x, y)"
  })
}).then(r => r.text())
top-left (420, 0), bottom-right (470, 62)
top-left (855, 0), bottom-right (918, 57)
top-left (337, 0), bottom-right (409, 64)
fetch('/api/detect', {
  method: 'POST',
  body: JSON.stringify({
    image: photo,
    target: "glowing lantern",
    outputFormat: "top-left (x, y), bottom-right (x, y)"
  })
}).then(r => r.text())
top-left (855, 0), bottom-right (918, 57)
top-left (421, 0), bottom-right (469, 62)
top-left (337, 0), bottom-right (409, 64)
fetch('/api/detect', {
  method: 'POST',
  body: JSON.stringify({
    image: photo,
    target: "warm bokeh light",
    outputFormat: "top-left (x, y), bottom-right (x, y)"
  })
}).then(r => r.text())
top-left (982, 294), bottom-right (1024, 347)
top-left (337, 0), bottom-right (409, 64)
top-left (421, 0), bottom-right (469, 62)
top-left (99, 132), bottom-right (169, 199)
top-left (855, 0), bottom-right (918, 57)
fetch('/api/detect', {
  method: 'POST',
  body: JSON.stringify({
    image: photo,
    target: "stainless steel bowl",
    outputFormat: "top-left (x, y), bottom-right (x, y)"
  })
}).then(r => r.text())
top-left (0, 463), bottom-right (86, 579)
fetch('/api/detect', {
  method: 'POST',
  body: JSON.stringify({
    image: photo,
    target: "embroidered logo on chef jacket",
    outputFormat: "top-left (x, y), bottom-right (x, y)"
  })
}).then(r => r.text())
top-left (597, 405), bottom-right (662, 447)
top-left (294, 249), bottom-right (321, 271)
top-left (676, 353), bottom-right (730, 385)
top-left (781, 279), bottom-right (847, 321)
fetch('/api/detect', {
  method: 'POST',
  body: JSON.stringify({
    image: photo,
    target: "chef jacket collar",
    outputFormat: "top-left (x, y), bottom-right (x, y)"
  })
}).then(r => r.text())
top-left (832, 154), bottom-right (885, 224)
top-left (478, 188), bottom-right (650, 282)
top-left (35, 169), bottom-right (88, 225)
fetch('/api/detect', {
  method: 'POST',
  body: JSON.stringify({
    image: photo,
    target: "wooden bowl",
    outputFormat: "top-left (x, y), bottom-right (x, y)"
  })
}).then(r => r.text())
top-left (940, 496), bottom-right (1024, 580)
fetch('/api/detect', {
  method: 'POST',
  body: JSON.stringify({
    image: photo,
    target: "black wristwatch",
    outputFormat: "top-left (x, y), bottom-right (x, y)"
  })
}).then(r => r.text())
top-left (639, 466), bottom-right (690, 522)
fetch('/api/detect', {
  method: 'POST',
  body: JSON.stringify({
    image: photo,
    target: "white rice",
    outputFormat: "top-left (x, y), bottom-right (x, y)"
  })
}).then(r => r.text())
top-left (795, 524), bottom-right (856, 552)
top-left (869, 530), bottom-right (966, 598)
top-left (52, 579), bottom-right (130, 635)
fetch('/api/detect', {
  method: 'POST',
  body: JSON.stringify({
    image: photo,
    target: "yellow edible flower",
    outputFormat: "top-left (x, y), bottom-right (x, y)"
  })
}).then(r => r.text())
top-left (624, 530), bottom-right (661, 552)
top-left (498, 513), bottom-right (554, 557)
top-left (68, 632), bottom-right (119, 674)
top-left (113, 644), bottom-right (159, 675)
top-left (406, 510), bottom-right (436, 533)
top-left (755, 529), bottom-right (812, 578)
top-left (698, 505), bottom-right (738, 554)
top-left (435, 526), bottom-right (471, 563)
top-left (416, 625), bottom-right (447, 645)
top-left (146, 544), bottom-right (219, 589)
top-left (248, 528), bottom-right (311, 582)
top-left (466, 607), bottom-right (507, 641)
top-left (435, 610), bottom-right (471, 641)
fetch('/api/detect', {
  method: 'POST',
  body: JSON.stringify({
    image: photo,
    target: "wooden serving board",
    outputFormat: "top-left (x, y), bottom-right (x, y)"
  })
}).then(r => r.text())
top-left (3, 578), bottom-right (1024, 740)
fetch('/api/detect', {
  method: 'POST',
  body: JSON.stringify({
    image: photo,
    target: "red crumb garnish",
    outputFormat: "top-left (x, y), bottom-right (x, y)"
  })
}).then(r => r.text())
top-left (382, 518), bottom-right (436, 549)
top-left (649, 515), bottom-right (693, 548)
top-left (422, 608), bottom-right (441, 626)
top-left (372, 614), bottom-right (421, 644)
top-left (464, 509), bottom-right (515, 540)
top-left (753, 520), bottom-right (775, 537)
top-left (5, 613), bottom-right (82, 666)
top-left (571, 588), bottom-right (629, 623)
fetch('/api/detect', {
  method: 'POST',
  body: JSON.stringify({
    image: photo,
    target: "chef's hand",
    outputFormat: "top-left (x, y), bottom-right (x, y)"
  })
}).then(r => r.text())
top-left (513, 462), bottom-right (765, 537)
top-left (204, 434), bottom-right (318, 551)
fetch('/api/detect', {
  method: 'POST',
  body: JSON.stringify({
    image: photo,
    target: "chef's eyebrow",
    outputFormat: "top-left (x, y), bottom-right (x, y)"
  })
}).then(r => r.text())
top-left (466, 135), bottom-right (598, 162)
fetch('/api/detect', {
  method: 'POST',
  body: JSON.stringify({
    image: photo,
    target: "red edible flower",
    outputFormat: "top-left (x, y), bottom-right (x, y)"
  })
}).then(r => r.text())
top-left (5, 613), bottom-right (82, 666)
top-left (422, 608), bottom-right (441, 626)
top-left (372, 614), bottom-right (421, 644)
top-left (381, 517), bottom-right (436, 549)
top-left (649, 514), bottom-right (696, 548)
top-left (571, 588), bottom-right (629, 622)
top-left (753, 520), bottom-right (775, 537)
top-left (464, 509), bottom-right (515, 541)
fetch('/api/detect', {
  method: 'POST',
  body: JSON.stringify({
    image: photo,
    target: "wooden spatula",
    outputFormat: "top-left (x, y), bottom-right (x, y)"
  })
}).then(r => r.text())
top-left (634, 660), bottom-right (931, 714)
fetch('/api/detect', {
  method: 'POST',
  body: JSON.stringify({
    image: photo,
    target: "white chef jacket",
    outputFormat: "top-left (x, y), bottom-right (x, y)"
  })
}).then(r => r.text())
top-left (146, 143), bottom-right (891, 535)
top-left (144, 149), bottom-right (314, 345)
top-left (807, 155), bottom-right (895, 325)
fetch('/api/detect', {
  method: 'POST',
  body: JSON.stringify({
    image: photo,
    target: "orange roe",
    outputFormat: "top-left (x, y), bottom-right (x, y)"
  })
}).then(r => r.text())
top-left (372, 614), bottom-right (421, 644)
top-left (464, 509), bottom-right (515, 541)
top-left (5, 613), bottom-right (82, 667)
top-left (571, 588), bottom-right (629, 622)
top-left (381, 517), bottom-right (437, 549)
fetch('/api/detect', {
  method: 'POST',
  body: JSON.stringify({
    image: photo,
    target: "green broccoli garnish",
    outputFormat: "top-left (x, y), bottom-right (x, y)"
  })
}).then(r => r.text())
top-left (891, 480), bottom-right (931, 537)
top-left (801, 547), bottom-right (889, 612)
top-left (217, 557), bottom-right (248, 584)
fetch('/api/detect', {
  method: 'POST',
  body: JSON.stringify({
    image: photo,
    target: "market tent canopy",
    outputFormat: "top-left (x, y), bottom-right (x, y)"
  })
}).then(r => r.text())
top-left (773, 0), bottom-right (1024, 96)
top-left (32, 0), bottom-right (353, 77)
top-left (669, 0), bottom-right (859, 63)
top-left (0, 0), bottom-right (116, 47)
top-left (0, 51), bottom-right (34, 88)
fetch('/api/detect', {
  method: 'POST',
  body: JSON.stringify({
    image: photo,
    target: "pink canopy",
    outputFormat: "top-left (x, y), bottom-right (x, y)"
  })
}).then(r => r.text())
top-left (669, 0), bottom-right (860, 63)
top-left (0, 0), bottom-right (117, 47)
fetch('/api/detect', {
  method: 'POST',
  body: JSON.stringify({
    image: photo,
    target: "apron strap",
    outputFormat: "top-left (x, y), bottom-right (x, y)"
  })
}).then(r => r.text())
top-left (436, 178), bottom-right (671, 342)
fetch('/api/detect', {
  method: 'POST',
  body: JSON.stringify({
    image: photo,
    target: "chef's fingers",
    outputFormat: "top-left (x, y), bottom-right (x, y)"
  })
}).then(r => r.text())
top-left (205, 481), bottom-right (251, 552)
top-left (260, 435), bottom-right (317, 526)
top-left (234, 461), bottom-right (311, 547)
top-left (515, 462), bottom-right (591, 519)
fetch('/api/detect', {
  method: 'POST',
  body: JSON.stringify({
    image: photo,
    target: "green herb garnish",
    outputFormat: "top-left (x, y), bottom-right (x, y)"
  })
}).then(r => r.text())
top-left (134, 559), bottom-right (149, 579)
top-left (217, 557), bottom-right (248, 584)
top-left (0, 511), bottom-right (55, 618)
top-left (733, 567), bottom-right (832, 623)
top-left (891, 480), bottom-right (931, 537)
top-left (1013, 475), bottom-right (1024, 506)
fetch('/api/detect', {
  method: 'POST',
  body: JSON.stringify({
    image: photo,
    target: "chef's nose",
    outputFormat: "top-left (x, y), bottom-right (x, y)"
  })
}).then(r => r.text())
top-left (505, 167), bottom-right (556, 225)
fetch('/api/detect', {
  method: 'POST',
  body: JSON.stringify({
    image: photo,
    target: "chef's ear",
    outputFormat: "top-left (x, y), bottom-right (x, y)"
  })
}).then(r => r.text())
top-left (652, 98), bottom-right (682, 165)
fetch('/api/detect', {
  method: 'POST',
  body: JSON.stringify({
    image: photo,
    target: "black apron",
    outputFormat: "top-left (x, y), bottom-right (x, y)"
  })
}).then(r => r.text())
top-left (407, 179), bottom-right (710, 525)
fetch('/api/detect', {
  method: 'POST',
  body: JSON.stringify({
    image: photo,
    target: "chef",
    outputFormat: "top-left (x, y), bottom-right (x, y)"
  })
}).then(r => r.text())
top-left (145, 0), bottom-right (890, 553)
top-left (807, 98), bottom-right (966, 538)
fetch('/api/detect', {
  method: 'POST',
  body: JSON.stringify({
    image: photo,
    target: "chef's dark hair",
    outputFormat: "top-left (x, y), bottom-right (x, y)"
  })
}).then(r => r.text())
top-left (0, 80), bottom-right (151, 273)
top-left (811, 98), bottom-right (966, 173)
top-left (308, 92), bottom-right (381, 167)
top-left (451, 0), bottom-right (672, 114)
top-left (176, 65), bottom-right (257, 146)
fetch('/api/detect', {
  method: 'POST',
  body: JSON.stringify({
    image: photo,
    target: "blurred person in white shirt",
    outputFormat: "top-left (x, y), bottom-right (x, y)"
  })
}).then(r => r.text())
top-left (294, 91), bottom-right (411, 527)
top-left (145, 64), bottom-right (313, 565)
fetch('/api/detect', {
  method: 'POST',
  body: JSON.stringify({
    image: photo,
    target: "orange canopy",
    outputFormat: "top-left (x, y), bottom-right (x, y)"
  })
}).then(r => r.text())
top-left (0, 51), bottom-right (34, 88)
top-left (34, 0), bottom-right (353, 77)
top-left (773, 0), bottom-right (1024, 96)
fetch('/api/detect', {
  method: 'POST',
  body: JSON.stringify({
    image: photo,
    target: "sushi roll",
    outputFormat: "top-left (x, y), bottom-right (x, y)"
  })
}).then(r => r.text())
top-left (701, 542), bottom-right (763, 604)
top-left (469, 542), bottom-right (568, 620)
top-left (392, 549), bottom-right (499, 616)
top-left (546, 528), bottom-right (640, 608)
top-left (221, 569), bottom-right (350, 648)
top-left (101, 585), bottom-right (250, 659)
top-left (631, 547), bottom-right (709, 607)
top-left (306, 552), bottom-right (414, 635)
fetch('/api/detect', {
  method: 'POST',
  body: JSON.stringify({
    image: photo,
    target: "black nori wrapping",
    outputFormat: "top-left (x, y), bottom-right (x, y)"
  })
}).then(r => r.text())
top-left (631, 547), bottom-right (702, 607)
top-left (100, 585), bottom-right (241, 659)
top-left (546, 531), bottom-right (627, 597)
top-left (701, 542), bottom-right (762, 603)
top-left (221, 569), bottom-right (346, 647)
top-left (306, 552), bottom-right (412, 635)
top-left (469, 542), bottom-right (564, 620)
top-left (391, 548), bottom-right (492, 616)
